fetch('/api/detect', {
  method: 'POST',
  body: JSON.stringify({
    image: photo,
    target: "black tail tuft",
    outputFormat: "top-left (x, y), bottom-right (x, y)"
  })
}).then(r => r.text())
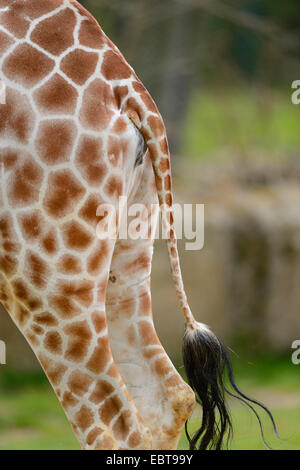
top-left (182, 324), bottom-right (280, 450)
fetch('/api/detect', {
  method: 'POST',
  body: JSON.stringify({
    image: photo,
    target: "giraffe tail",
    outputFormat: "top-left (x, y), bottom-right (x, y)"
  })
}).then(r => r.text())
top-left (134, 108), bottom-right (281, 450)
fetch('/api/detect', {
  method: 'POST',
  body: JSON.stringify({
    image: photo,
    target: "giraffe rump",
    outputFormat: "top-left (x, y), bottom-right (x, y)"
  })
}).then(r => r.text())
top-left (182, 323), bottom-right (280, 450)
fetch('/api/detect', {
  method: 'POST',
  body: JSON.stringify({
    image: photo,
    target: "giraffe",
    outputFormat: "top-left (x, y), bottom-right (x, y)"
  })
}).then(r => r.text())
top-left (0, 0), bottom-right (196, 450)
top-left (0, 0), bottom-right (278, 451)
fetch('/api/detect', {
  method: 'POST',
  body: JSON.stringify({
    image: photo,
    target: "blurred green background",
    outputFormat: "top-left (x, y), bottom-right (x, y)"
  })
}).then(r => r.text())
top-left (1, 0), bottom-right (300, 450)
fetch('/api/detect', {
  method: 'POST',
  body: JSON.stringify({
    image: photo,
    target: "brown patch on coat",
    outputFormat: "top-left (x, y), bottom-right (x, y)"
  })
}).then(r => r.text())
top-left (154, 356), bottom-right (172, 377)
top-left (75, 134), bottom-right (106, 186)
top-left (39, 354), bottom-right (67, 386)
top-left (164, 175), bottom-right (171, 191)
top-left (49, 293), bottom-right (82, 319)
top-left (0, 211), bottom-right (18, 250)
top-left (0, 88), bottom-right (35, 144)
top-left (139, 291), bottom-right (151, 316)
top-left (56, 254), bottom-right (82, 275)
top-left (96, 279), bottom-right (107, 305)
top-left (0, 253), bottom-right (17, 277)
top-left (124, 96), bottom-right (144, 122)
top-left (78, 194), bottom-right (102, 228)
top-left (34, 312), bottom-right (58, 327)
top-left (87, 241), bottom-right (109, 276)
top-left (147, 115), bottom-right (165, 139)
top-left (86, 428), bottom-right (103, 446)
top-left (68, 370), bottom-right (93, 397)
top-left (138, 321), bottom-right (160, 347)
top-left (44, 169), bottom-right (85, 218)
top-left (107, 364), bottom-right (121, 380)
top-left (42, 230), bottom-right (59, 255)
top-left (36, 119), bottom-right (77, 165)
top-left (62, 221), bottom-right (93, 251)
top-left (91, 310), bottom-right (106, 335)
top-left (113, 410), bottom-right (131, 440)
top-left (113, 86), bottom-right (129, 108)
top-left (22, 0), bottom-right (63, 19)
top-left (102, 50), bottom-right (131, 81)
top-left (104, 174), bottom-right (123, 201)
top-left (126, 325), bottom-right (138, 346)
top-left (0, 148), bottom-right (18, 169)
top-left (89, 380), bottom-right (114, 404)
top-left (44, 331), bottom-right (63, 355)
top-left (34, 74), bottom-right (78, 115)
top-left (3, 43), bottom-right (54, 88)
top-left (0, 7), bottom-right (30, 39)
top-left (133, 82), bottom-right (158, 114)
top-left (112, 117), bottom-right (128, 134)
top-left (164, 192), bottom-right (172, 207)
top-left (30, 8), bottom-right (76, 56)
top-left (62, 391), bottom-right (79, 409)
top-left (18, 210), bottom-right (42, 242)
top-left (132, 81), bottom-right (146, 94)
top-left (78, 17), bottom-right (107, 50)
top-left (165, 375), bottom-right (182, 387)
top-left (128, 431), bottom-right (142, 448)
top-left (25, 250), bottom-right (49, 289)
top-left (125, 253), bottom-right (150, 277)
top-left (99, 395), bottom-right (123, 425)
top-left (75, 405), bottom-right (94, 432)
top-left (79, 79), bottom-right (115, 131)
top-left (159, 157), bottom-right (170, 173)
top-left (7, 157), bottom-right (43, 208)
top-left (86, 336), bottom-right (110, 374)
top-left (12, 279), bottom-right (42, 311)
top-left (64, 320), bottom-right (92, 362)
top-left (141, 92), bottom-right (158, 114)
top-left (61, 49), bottom-right (99, 85)
top-left (14, 303), bottom-right (30, 327)
top-left (160, 138), bottom-right (169, 154)
top-left (60, 280), bottom-right (94, 308)
top-left (0, 30), bottom-right (14, 57)
top-left (168, 211), bottom-right (174, 225)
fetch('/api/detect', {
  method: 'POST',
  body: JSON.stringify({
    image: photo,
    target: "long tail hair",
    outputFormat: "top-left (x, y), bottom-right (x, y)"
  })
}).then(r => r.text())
top-left (182, 325), bottom-right (280, 449)
top-left (126, 87), bottom-right (280, 450)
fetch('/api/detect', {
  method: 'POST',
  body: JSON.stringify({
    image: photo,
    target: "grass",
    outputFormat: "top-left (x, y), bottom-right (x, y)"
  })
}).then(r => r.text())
top-left (0, 384), bottom-right (79, 450)
top-left (182, 88), bottom-right (300, 160)
top-left (0, 356), bottom-right (299, 450)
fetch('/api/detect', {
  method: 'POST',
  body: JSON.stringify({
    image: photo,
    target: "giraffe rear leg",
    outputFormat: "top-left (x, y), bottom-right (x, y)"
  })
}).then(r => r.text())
top-left (107, 275), bottom-right (195, 450)
top-left (106, 153), bottom-right (195, 449)
top-left (106, 154), bottom-right (195, 449)
top-left (0, 270), bottom-right (152, 450)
